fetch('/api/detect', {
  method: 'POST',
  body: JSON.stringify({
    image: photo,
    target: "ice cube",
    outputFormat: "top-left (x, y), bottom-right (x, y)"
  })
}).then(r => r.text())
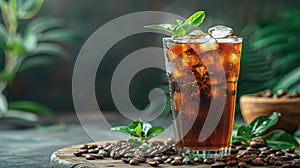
top-left (189, 30), bottom-right (205, 37)
top-left (189, 34), bottom-right (219, 54)
top-left (208, 25), bottom-right (233, 38)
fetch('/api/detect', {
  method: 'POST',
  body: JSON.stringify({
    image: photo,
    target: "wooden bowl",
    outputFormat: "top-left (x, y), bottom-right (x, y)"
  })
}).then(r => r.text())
top-left (240, 94), bottom-right (300, 134)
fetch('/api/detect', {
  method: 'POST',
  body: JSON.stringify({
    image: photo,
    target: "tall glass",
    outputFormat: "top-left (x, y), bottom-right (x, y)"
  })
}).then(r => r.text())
top-left (163, 32), bottom-right (242, 158)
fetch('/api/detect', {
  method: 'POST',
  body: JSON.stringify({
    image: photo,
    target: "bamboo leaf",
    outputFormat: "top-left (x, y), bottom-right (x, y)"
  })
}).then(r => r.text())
top-left (4, 109), bottom-right (38, 122)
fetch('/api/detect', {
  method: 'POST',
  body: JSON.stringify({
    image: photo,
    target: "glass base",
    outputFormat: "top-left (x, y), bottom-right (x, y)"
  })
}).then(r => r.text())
top-left (177, 147), bottom-right (231, 158)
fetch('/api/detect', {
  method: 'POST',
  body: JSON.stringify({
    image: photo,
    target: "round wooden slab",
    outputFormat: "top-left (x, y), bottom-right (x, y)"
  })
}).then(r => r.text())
top-left (50, 138), bottom-right (212, 168)
top-left (50, 138), bottom-right (300, 168)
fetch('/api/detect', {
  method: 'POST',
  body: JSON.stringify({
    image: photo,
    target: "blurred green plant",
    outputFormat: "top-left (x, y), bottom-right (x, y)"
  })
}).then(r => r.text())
top-left (0, 0), bottom-right (82, 122)
top-left (238, 9), bottom-right (300, 96)
top-left (236, 9), bottom-right (300, 115)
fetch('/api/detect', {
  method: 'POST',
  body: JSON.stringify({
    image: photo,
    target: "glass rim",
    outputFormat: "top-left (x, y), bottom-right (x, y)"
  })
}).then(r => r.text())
top-left (163, 35), bottom-right (242, 44)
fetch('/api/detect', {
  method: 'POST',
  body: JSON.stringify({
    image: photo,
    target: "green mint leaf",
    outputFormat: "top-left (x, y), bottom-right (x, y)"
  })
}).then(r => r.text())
top-left (233, 123), bottom-right (242, 129)
top-left (144, 24), bottom-right (177, 35)
top-left (144, 11), bottom-right (206, 36)
top-left (263, 129), bottom-right (299, 149)
top-left (146, 126), bottom-right (164, 138)
top-left (231, 136), bottom-right (242, 144)
top-left (111, 126), bottom-right (131, 134)
top-left (134, 122), bottom-right (143, 137)
top-left (236, 125), bottom-right (253, 139)
top-left (184, 11), bottom-right (205, 27)
top-left (248, 112), bottom-right (280, 136)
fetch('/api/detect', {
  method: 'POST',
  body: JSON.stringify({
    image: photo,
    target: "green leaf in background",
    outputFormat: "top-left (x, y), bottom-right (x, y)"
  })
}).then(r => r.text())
top-left (4, 109), bottom-right (37, 122)
top-left (146, 126), bottom-right (164, 139)
top-left (263, 130), bottom-right (299, 149)
top-left (0, 92), bottom-right (8, 115)
top-left (236, 125), bottom-right (253, 139)
top-left (38, 29), bottom-right (83, 42)
top-left (144, 24), bottom-right (177, 35)
top-left (17, 0), bottom-right (44, 19)
top-left (248, 112), bottom-right (280, 136)
top-left (23, 33), bottom-right (38, 52)
top-left (273, 66), bottom-right (300, 92)
top-left (32, 43), bottom-right (69, 57)
top-left (19, 56), bottom-right (58, 71)
top-left (8, 101), bottom-right (53, 116)
top-left (0, 23), bottom-right (8, 41)
top-left (25, 17), bottom-right (62, 35)
top-left (184, 11), bottom-right (205, 27)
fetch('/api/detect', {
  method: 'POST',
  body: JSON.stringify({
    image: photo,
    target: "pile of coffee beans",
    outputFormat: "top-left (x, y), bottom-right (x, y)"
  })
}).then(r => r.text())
top-left (256, 89), bottom-right (300, 99)
top-left (73, 138), bottom-right (299, 167)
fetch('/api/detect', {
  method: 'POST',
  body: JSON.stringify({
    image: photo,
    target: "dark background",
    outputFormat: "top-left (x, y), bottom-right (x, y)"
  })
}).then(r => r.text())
top-left (5, 0), bottom-right (300, 114)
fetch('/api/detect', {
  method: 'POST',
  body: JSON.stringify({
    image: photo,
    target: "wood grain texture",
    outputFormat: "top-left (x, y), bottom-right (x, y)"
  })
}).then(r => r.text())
top-left (50, 138), bottom-right (300, 168)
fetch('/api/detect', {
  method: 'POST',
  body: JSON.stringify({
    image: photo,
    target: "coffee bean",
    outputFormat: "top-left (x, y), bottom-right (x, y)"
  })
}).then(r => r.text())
top-left (247, 148), bottom-right (261, 154)
top-left (148, 149), bottom-right (158, 158)
top-left (252, 158), bottom-right (264, 166)
top-left (124, 153), bottom-right (135, 158)
top-left (211, 162), bottom-right (226, 168)
top-left (230, 148), bottom-right (239, 154)
top-left (261, 150), bottom-right (271, 156)
top-left (250, 139), bottom-right (266, 149)
top-left (153, 157), bottom-right (164, 164)
top-left (282, 163), bottom-right (295, 168)
top-left (134, 157), bottom-right (146, 163)
top-left (87, 144), bottom-right (97, 149)
top-left (274, 160), bottom-right (285, 166)
top-left (182, 157), bottom-right (195, 165)
top-left (204, 158), bottom-right (215, 164)
top-left (73, 151), bottom-right (82, 157)
top-left (286, 148), bottom-right (295, 153)
top-left (236, 145), bottom-right (246, 150)
top-left (275, 151), bottom-right (285, 156)
top-left (122, 157), bottom-right (131, 164)
top-left (148, 160), bottom-right (160, 167)
top-left (129, 158), bottom-right (139, 165)
top-left (85, 154), bottom-right (96, 160)
top-left (293, 154), bottom-right (300, 159)
top-left (174, 156), bottom-right (184, 160)
top-left (134, 149), bottom-right (144, 158)
top-left (112, 152), bottom-right (121, 159)
top-left (80, 149), bottom-right (88, 153)
top-left (283, 155), bottom-right (295, 161)
top-left (267, 156), bottom-right (276, 165)
top-left (166, 157), bottom-right (174, 163)
top-left (270, 148), bottom-right (281, 153)
top-left (79, 144), bottom-right (88, 149)
top-left (194, 157), bottom-right (204, 164)
top-left (171, 159), bottom-right (182, 165)
top-left (237, 161), bottom-right (248, 168)
top-left (98, 149), bottom-right (109, 157)
top-left (90, 154), bottom-right (104, 159)
top-left (293, 159), bottom-right (300, 164)
top-left (162, 155), bottom-right (169, 160)
top-left (226, 160), bottom-right (237, 166)
top-left (88, 149), bottom-right (99, 154)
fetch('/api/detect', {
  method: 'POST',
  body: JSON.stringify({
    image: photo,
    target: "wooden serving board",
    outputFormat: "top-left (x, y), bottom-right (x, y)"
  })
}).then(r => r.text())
top-left (50, 138), bottom-right (300, 168)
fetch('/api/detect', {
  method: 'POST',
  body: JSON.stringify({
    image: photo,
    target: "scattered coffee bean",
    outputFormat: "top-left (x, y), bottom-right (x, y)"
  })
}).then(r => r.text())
top-left (275, 150), bottom-right (285, 156)
top-left (289, 91), bottom-right (300, 98)
top-left (226, 160), bottom-right (237, 166)
top-left (73, 151), bottom-right (82, 157)
top-left (270, 148), bottom-right (281, 153)
top-left (287, 148), bottom-right (296, 153)
top-left (153, 156), bottom-right (164, 164)
top-left (236, 144), bottom-right (246, 150)
top-left (252, 158), bottom-right (264, 166)
top-left (90, 154), bottom-right (103, 159)
top-left (98, 149), bottom-right (109, 157)
top-left (182, 157), bottom-right (195, 165)
top-left (171, 159), bottom-right (182, 165)
top-left (79, 149), bottom-right (88, 153)
top-left (148, 160), bottom-right (160, 167)
top-left (293, 154), bottom-right (300, 159)
top-left (293, 159), bottom-right (300, 164)
top-left (162, 155), bottom-right (169, 160)
top-left (230, 148), bottom-right (239, 154)
top-left (204, 158), bottom-right (215, 164)
top-left (238, 161), bottom-right (248, 168)
top-left (250, 139), bottom-right (266, 149)
top-left (87, 144), bottom-right (97, 149)
top-left (112, 152), bottom-right (121, 159)
top-left (88, 149), bottom-right (99, 154)
top-left (129, 158), bottom-right (139, 165)
top-left (274, 160), bottom-right (285, 166)
top-left (194, 157), bottom-right (204, 164)
top-left (124, 152), bottom-right (135, 158)
top-left (85, 154), bottom-right (96, 160)
top-left (122, 157), bottom-right (131, 164)
top-left (79, 144), bottom-right (88, 149)
top-left (134, 157), bottom-right (146, 163)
